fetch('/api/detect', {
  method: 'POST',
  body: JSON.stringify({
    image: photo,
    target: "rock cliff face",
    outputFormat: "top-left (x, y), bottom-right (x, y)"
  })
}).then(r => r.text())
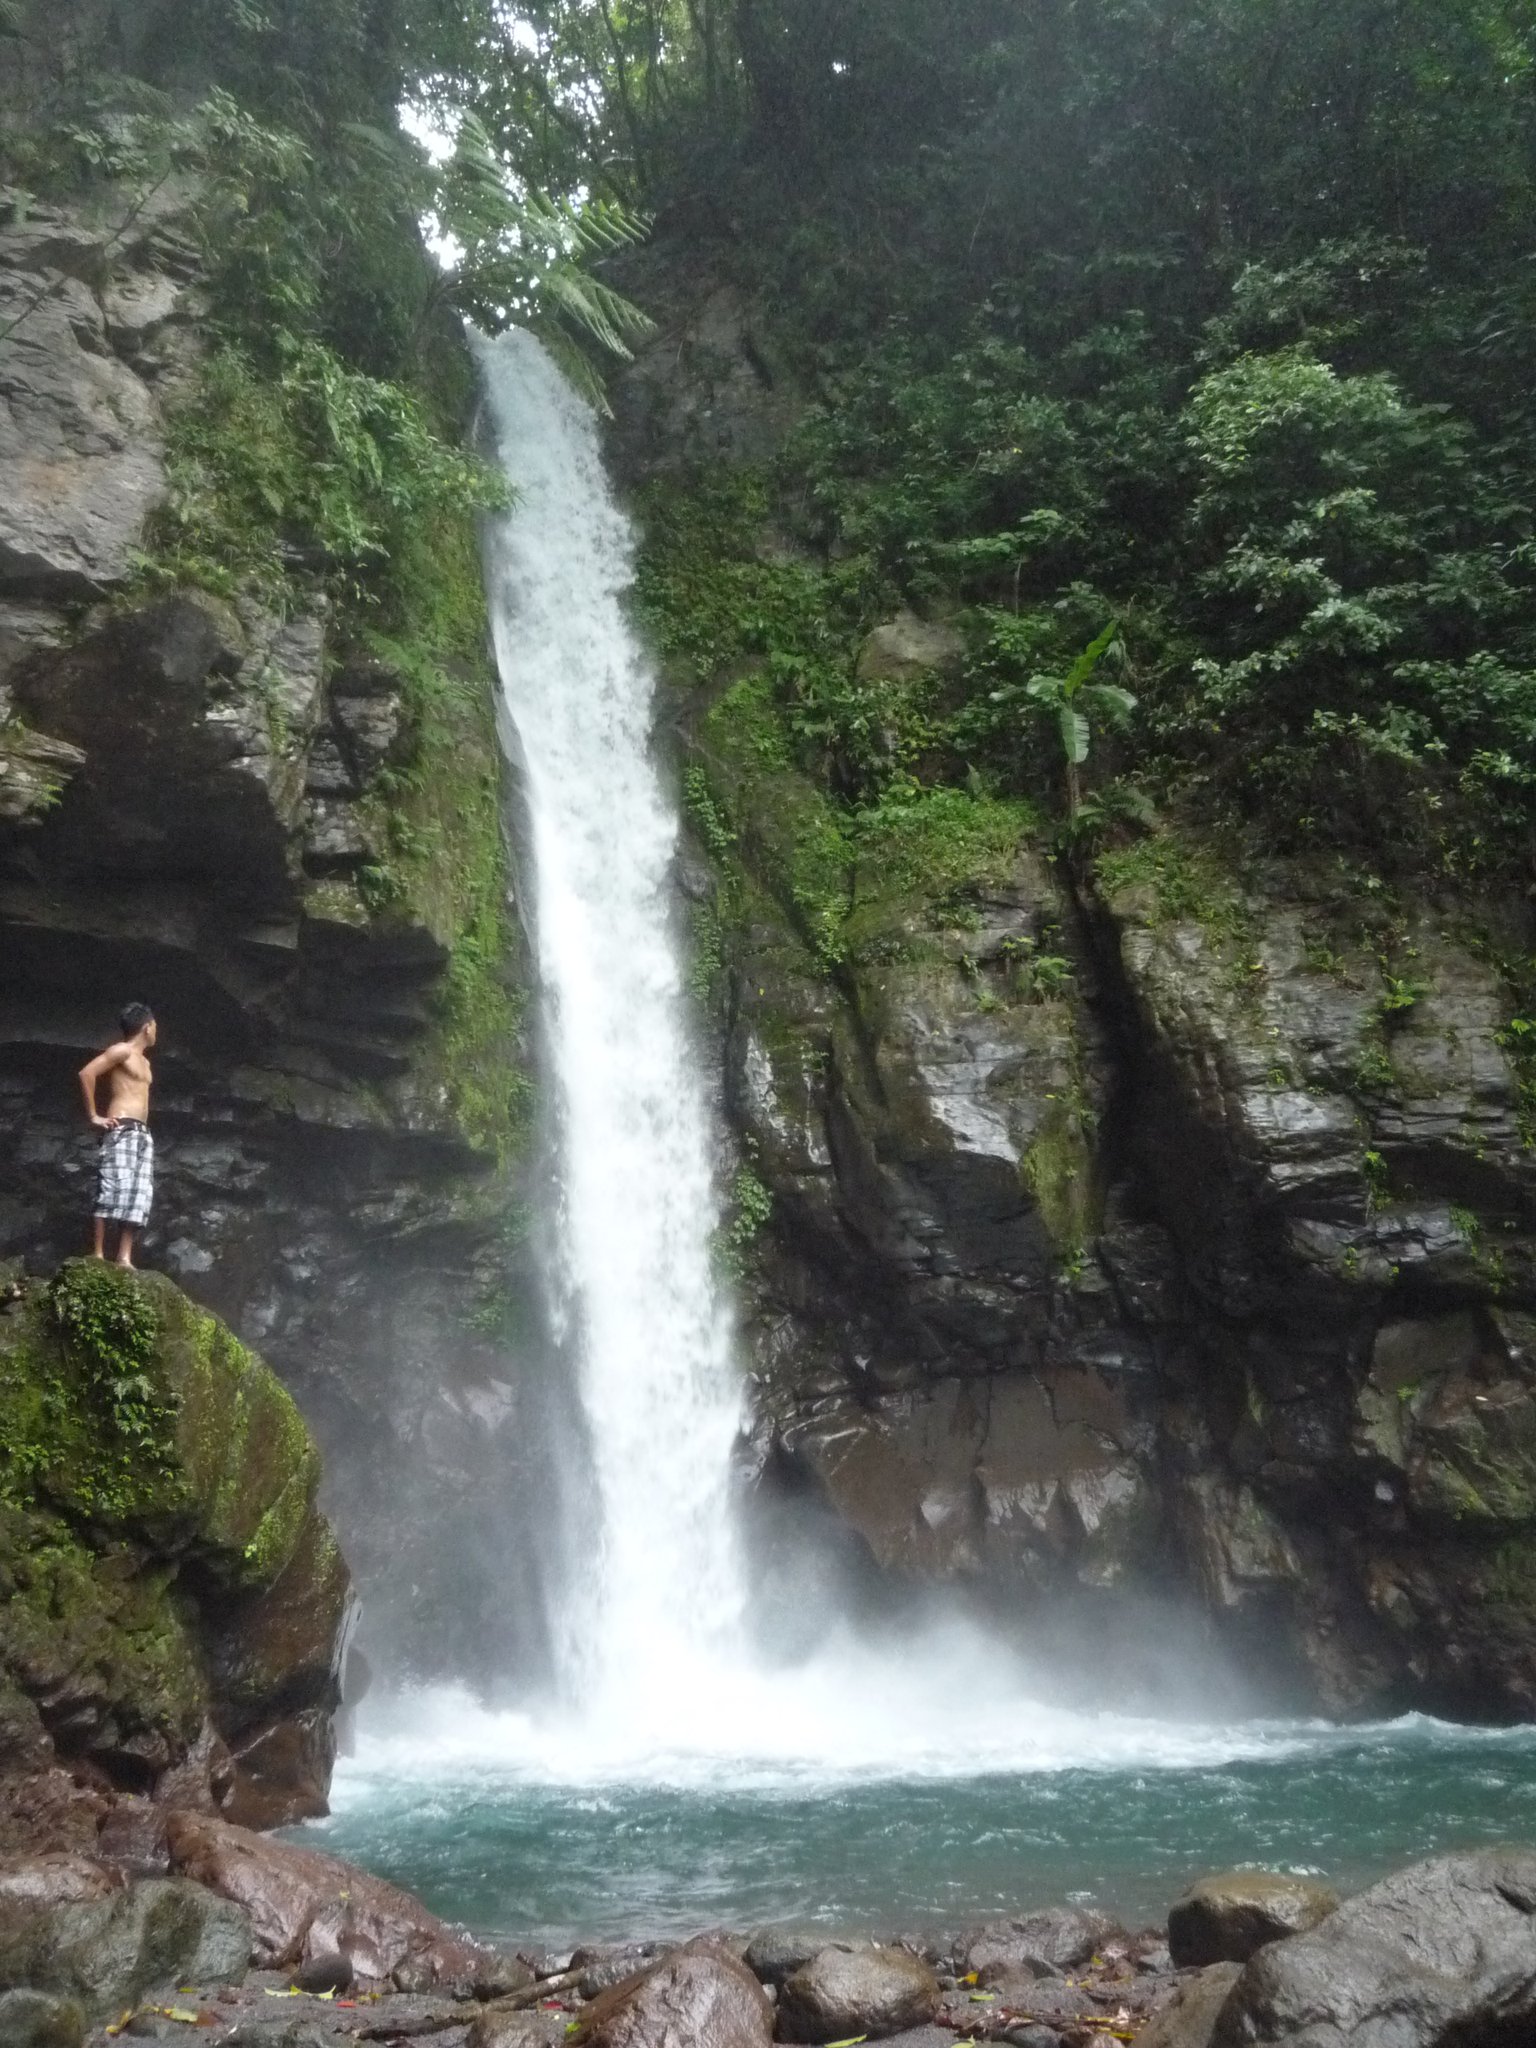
top-left (615, 262), bottom-right (1536, 1721)
top-left (0, 181), bottom-right (538, 1685)
top-left (0, 1262), bottom-right (351, 1839)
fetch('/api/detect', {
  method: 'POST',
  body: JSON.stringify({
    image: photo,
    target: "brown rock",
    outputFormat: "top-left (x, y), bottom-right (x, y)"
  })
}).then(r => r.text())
top-left (778, 1944), bottom-right (942, 2042)
top-left (1137, 1963), bottom-right (1243, 2048)
top-left (163, 1811), bottom-right (498, 1991)
top-left (1167, 1872), bottom-right (1337, 1968)
top-left (0, 1855), bottom-right (120, 1907)
top-left (569, 1939), bottom-right (771, 2048)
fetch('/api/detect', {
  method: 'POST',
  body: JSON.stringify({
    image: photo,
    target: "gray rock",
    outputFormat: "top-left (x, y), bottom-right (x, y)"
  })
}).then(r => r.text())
top-left (465, 2009), bottom-right (569, 2048)
top-left (0, 1988), bottom-right (85, 2048)
top-left (571, 1940), bottom-right (771, 2046)
top-left (0, 1877), bottom-right (250, 2019)
top-left (1138, 1964), bottom-right (1243, 2048)
top-left (1211, 1846), bottom-right (1536, 2046)
top-left (743, 1929), bottom-right (843, 1987)
top-left (0, 256), bottom-right (164, 592)
top-left (963, 1906), bottom-right (1122, 1979)
top-left (1168, 1872), bottom-right (1337, 1967)
top-left (855, 611), bottom-right (964, 685)
top-left (303, 798), bottom-right (370, 871)
top-left (777, 1945), bottom-right (942, 2043)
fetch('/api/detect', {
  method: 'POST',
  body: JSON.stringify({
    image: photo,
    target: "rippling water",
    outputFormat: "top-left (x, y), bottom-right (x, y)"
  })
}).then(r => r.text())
top-left (298, 1689), bottom-right (1536, 1946)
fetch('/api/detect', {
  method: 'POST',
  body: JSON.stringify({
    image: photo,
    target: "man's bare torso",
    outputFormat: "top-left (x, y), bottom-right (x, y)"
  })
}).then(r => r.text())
top-left (100, 1043), bottom-right (152, 1123)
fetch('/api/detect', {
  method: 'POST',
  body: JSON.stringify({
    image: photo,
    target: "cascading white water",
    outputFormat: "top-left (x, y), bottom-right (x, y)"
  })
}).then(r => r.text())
top-left (476, 329), bottom-right (747, 1710)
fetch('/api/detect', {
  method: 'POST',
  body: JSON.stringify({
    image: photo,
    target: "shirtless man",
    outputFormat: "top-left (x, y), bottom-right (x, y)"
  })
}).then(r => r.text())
top-left (78, 1002), bottom-right (157, 1268)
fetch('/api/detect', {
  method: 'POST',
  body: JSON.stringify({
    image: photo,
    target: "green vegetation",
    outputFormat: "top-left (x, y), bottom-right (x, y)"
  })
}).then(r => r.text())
top-left (0, 1267), bottom-right (336, 1765)
top-left (0, 2), bottom-right (596, 1162)
top-left (717, 1157), bottom-right (775, 1279)
top-left (404, 0), bottom-right (1536, 937)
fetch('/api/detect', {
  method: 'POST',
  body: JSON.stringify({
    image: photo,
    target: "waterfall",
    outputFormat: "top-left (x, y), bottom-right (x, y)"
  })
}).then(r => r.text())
top-left (475, 329), bottom-right (748, 1712)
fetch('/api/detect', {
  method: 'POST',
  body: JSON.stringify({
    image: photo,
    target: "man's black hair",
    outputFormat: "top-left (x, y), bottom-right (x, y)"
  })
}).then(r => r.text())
top-left (120, 1002), bottom-right (155, 1038)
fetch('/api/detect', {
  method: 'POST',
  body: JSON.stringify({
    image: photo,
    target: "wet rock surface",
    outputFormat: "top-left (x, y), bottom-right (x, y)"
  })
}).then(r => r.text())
top-left (569, 1939), bottom-right (772, 2048)
top-left (1138, 1965), bottom-right (1243, 2048)
top-left (0, 1876), bottom-right (249, 2021)
top-left (1167, 1876), bottom-right (1336, 1969)
top-left (163, 1815), bottom-right (508, 1995)
top-left (776, 1944), bottom-right (942, 2042)
top-left (1210, 1846), bottom-right (1536, 2047)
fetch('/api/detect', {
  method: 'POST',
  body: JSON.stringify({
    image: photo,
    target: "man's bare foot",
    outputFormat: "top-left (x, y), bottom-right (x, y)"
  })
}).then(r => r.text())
top-left (114, 1256), bottom-right (135, 1269)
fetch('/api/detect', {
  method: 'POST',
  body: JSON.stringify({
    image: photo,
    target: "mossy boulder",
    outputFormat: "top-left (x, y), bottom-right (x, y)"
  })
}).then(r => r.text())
top-left (4, 1264), bottom-right (319, 1591)
top-left (0, 1265), bottom-right (352, 1821)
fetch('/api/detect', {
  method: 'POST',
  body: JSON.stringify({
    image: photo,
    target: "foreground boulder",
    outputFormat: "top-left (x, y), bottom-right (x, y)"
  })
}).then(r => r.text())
top-left (0, 1266), bottom-right (353, 1830)
top-left (1169, 1874), bottom-right (1337, 1968)
top-left (777, 1945), bottom-right (941, 2043)
top-left (569, 1940), bottom-right (771, 2048)
top-left (165, 1811), bottom-right (509, 1993)
top-left (0, 1875), bottom-right (249, 2020)
top-left (1212, 1847), bottom-right (1536, 2045)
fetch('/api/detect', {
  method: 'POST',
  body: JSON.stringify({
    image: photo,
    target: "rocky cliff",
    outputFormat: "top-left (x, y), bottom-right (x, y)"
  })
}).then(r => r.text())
top-left (0, 159), bottom-right (538, 1684)
top-left (614, 257), bottom-right (1536, 1722)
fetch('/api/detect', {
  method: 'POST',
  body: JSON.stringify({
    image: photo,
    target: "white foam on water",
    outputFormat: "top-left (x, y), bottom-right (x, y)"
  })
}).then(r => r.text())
top-left (334, 1675), bottom-right (1536, 1806)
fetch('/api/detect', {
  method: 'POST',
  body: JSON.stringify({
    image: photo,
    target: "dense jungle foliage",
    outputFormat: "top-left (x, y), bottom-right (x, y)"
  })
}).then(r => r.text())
top-left (4, 0), bottom-right (1533, 903)
top-left (407, 0), bottom-right (1536, 896)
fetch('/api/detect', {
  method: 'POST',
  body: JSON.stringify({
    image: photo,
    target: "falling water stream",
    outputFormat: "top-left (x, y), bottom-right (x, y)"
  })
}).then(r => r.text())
top-left (474, 326), bottom-right (747, 1716)
top-left (313, 331), bottom-right (1536, 1939)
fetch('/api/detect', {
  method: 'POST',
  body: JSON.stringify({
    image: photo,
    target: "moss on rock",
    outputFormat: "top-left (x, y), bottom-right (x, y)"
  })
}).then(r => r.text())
top-left (0, 1264), bottom-right (347, 1796)
top-left (5, 1264), bottom-right (319, 1593)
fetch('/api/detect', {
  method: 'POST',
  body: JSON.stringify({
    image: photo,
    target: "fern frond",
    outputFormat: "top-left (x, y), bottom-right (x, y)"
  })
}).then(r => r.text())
top-left (529, 318), bottom-right (617, 416)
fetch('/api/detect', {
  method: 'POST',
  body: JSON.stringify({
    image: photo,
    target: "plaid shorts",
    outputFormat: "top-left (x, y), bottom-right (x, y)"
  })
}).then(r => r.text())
top-left (95, 1121), bottom-right (154, 1226)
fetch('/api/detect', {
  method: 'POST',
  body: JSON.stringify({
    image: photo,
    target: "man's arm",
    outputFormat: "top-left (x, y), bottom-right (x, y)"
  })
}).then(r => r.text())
top-left (78, 1044), bottom-right (128, 1129)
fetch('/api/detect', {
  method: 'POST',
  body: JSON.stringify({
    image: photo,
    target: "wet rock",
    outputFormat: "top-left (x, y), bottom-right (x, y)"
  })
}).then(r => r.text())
top-left (95, 1801), bottom-right (171, 1879)
top-left (0, 1987), bottom-right (86, 2048)
top-left (1003, 2029), bottom-right (1062, 2048)
top-left (292, 1951), bottom-right (353, 1995)
top-left (1167, 1873), bottom-right (1337, 1967)
top-left (0, 1875), bottom-right (250, 2019)
top-left (743, 1929), bottom-right (843, 1987)
top-left (777, 1944), bottom-right (942, 2043)
top-left (1211, 1846), bottom-right (1536, 2046)
top-left (1138, 1964), bottom-right (1243, 2048)
top-left (465, 2009), bottom-right (569, 2048)
top-left (164, 1811), bottom-right (501, 1992)
top-left (0, 1856), bottom-right (120, 1908)
top-left (219, 2026), bottom-right (342, 2048)
top-left (962, 1907), bottom-right (1122, 1979)
top-left (569, 1938), bottom-right (771, 2048)
top-left (571, 1944), bottom-right (661, 1997)
top-left (972, 1978), bottom-right (1097, 2027)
